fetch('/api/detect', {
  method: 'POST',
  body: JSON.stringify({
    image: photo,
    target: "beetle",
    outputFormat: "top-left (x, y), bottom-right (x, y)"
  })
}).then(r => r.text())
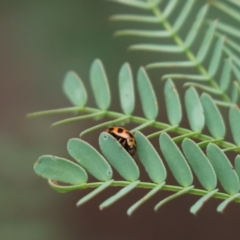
top-left (105, 127), bottom-right (137, 156)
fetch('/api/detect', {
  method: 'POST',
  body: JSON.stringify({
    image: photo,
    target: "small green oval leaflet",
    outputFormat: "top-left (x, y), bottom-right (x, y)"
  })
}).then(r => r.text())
top-left (234, 155), bottom-right (240, 180)
top-left (217, 193), bottom-right (240, 213)
top-left (34, 155), bottom-right (88, 185)
top-left (196, 20), bottom-right (217, 62)
top-left (63, 71), bottom-right (87, 107)
top-left (207, 144), bottom-right (240, 195)
top-left (231, 82), bottom-right (239, 103)
top-left (200, 93), bottom-right (225, 138)
top-left (219, 58), bottom-right (231, 92)
top-left (137, 67), bottom-right (158, 120)
top-left (182, 138), bottom-right (217, 191)
top-left (190, 189), bottom-right (219, 215)
top-left (184, 4), bottom-right (209, 48)
top-left (173, 1), bottom-right (195, 32)
top-left (90, 59), bottom-right (111, 110)
top-left (135, 131), bottom-right (166, 183)
top-left (118, 63), bottom-right (135, 115)
top-left (208, 36), bottom-right (224, 77)
top-left (229, 106), bottom-right (240, 145)
top-left (67, 138), bottom-right (112, 181)
top-left (185, 87), bottom-right (205, 131)
top-left (99, 132), bottom-right (139, 181)
top-left (159, 132), bottom-right (193, 187)
top-left (164, 79), bottom-right (182, 126)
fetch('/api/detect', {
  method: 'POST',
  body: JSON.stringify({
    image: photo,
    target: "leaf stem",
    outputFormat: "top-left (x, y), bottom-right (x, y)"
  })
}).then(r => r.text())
top-left (29, 106), bottom-right (239, 151)
top-left (53, 180), bottom-right (240, 203)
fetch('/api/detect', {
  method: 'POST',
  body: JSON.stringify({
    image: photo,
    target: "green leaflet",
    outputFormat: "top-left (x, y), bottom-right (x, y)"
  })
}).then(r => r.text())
top-left (232, 64), bottom-right (240, 82)
top-left (207, 144), bottom-right (240, 195)
top-left (129, 44), bottom-right (182, 53)
top-left (118, 63), bottom-right (135, 115)
top-left (213, 1), bottom-right (240, 23)
top-left (137, 67), bottom-right (158, 120)
top-left (90, 59), bottom-right (111, 110)
top-left (228, 0), bottom-right (240, 7)
top-left (182, 139), bottom-right (217, 191)
top-left (208, 36), bottom-right (224, 77)
top-left (162, 74), bottom-right (209, 81)
top-left (52, 111), bottom-right (105, 127)
top-left (115, 29), bottom-right (170, 38)
top-left (200, 93), bottom-right (225, 138)
top-left (67, 138), bottom-right (113, 181)
top-left (184, 87), bottom-right (205, 132)
top-left (190, 189), bottom-right (219, 215)
top-left (235, 155), bottom-right (240, 180)
top-left (99, 132), bottom-right (139, 181)
top-left (146, 61), bottom-right (194, 69)
top-left (79, 115), bottom-right (130, 137)
top-left (217, 193), bottom-right (240, 213)
top-left (159, 133), bottom-right (193, 187)
top-left (162, 0), bottom-right (178, 19)
top-left (196, 20), bottom-right (217, 62)
top-left (231, 82), bottom-right (239, 103)
top-left (229, 106), bottom-right (240, 145)
top-left (135, 131), bottom-right (166, 184)
top-left (110, 14), bottom-right (160, 23)
top-left (63, 71), bottom-right (87, 107)
top-left (219, 58), bottom-right (231, 92)
top-left (34, 155), bottom-right (88, 185)
top-left (173, 0), bottom-right (194, 32)
top-left (184, 4), bottom-right (209, 47)
top-left (164, 79), bottom-right (182, 126)
top-left (108, 0), bottom-right (161, 10)
top-left (154, 186), bottom-right (194, 211)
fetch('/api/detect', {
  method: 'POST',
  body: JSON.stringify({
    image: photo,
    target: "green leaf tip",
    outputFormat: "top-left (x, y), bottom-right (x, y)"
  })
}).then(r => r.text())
top-left (154, 186), bottom-right (194, 211)
top-left (118, 62), bottom-right (135, 115)
top-left (229, 106), bottom-right (240, 145)
top-left (182, 138), bottom-right (217, 191)
top-left (217, 193), bottom-right (240, 213)
top-left (185, 87), bottom-right (205, 132)
top-left (164, 79), bottom-right (182, 126)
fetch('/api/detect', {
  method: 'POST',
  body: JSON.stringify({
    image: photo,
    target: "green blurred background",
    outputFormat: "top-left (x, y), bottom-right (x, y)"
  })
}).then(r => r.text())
top-left (1, 1), bottom-right (240, 240)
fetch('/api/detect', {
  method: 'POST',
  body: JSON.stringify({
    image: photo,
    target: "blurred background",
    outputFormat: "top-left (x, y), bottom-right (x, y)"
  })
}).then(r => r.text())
top-left (1, 1), bottom-right (240, 240)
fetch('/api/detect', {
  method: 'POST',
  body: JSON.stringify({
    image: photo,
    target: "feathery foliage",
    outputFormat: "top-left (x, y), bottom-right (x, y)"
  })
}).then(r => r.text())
top-left (30, 0), bottom-right (240, 215)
